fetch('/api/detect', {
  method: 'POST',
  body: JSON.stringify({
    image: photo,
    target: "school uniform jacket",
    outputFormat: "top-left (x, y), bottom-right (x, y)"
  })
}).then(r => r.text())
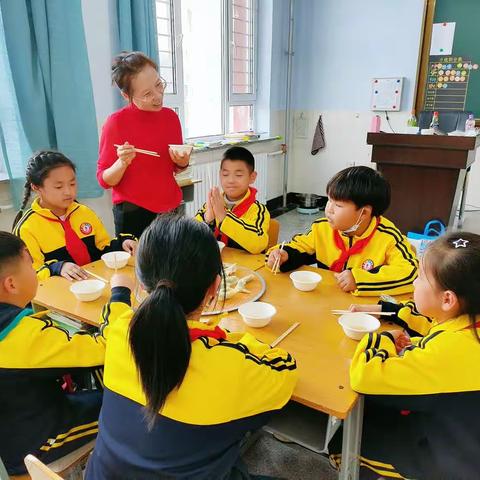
top-left (343, 303), bottom-right (480, 479)
top-left (13, 199), bottom-right (134, 279)
top-left (195, 188), bottom-right (270, 254)
top-left (0, 301), bottom-right (113, 473)
top-left (269, 216), bottom-right (417, 296)
top-left (86, 288), bottom-right (297, 479)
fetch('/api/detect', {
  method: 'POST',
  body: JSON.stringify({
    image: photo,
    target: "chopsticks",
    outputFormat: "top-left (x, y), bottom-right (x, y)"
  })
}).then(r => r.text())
top-left (331, 309), bottom-right (395, 316)
top-left (272, 241), bottom-right (285, 275)
top-left (84, 270), bottom-right (109, 284)
top-left (271, 322), bottom-right (300, 348)
top-left (114, 144), bottom-right (160, 157)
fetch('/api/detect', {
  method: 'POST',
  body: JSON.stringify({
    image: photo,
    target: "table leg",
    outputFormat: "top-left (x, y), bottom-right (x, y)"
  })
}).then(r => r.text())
top-left (339, 395), bottom-right (364, 480)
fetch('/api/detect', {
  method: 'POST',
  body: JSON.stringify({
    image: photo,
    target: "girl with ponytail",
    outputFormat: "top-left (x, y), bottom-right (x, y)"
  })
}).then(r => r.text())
top-left (13, 151), bottom-right (136, 280)
top-left (86, 214), bottom-right (297, 480)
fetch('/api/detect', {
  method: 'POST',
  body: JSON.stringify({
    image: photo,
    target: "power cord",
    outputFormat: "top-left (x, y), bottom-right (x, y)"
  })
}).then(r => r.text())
top-left (384, 111), bottom-right (396, 134)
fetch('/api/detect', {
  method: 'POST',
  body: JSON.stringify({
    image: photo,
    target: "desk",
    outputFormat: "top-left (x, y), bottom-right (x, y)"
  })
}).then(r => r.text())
top-left (33, 258), bottom-right (394, 480)
top-left (33, 248), bottom-right (265, 326)
top-left (224, 266), bottom-right (385, 480)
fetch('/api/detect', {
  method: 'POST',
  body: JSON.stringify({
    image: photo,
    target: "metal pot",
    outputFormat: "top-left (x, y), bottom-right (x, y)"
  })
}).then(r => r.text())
top-left (296, 193), bottom-right (321, 208)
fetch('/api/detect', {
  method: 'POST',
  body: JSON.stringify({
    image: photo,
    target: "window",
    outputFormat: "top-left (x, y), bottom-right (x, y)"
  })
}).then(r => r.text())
top-left (156, 0), bottom-right (257, 139)
top-left (156, 0), bottom-right (176, 93)
top-left (229, 0), bottom-right (255, 133)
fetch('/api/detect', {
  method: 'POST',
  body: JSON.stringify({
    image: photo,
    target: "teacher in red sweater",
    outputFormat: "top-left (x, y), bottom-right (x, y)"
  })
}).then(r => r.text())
top-left (97, 51), bottom-right (190, 238)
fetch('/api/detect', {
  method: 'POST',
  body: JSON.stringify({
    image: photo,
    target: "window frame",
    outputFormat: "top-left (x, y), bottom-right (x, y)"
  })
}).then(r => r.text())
top-left (157, 0), bottom-right (185, 124)
top-left (156, 0), bottom-right (258, 139)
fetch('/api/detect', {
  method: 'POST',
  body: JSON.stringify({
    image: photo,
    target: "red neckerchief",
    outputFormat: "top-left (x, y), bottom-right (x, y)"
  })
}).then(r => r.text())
top-left (330, 217), bottom-right (381, 273)
top-left (214, 187), bottom-right (257, 246)
top-left (39, 211), bottom-right (91, 266)
top-left (189, 325), bottom-right (227, 342)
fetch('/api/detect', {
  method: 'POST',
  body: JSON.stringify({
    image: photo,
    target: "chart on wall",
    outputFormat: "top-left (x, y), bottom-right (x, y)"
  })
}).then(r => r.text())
top-left (424, 56), bottom-right (479, 111)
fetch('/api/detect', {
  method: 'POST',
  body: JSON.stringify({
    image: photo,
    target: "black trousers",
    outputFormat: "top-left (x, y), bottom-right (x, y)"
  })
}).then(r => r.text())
top-left (113, 202), bottom-right (185, 239)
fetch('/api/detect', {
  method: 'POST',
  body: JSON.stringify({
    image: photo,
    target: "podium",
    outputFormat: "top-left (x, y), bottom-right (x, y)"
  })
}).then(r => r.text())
top-left (367, 133), bottom-right (479, 233)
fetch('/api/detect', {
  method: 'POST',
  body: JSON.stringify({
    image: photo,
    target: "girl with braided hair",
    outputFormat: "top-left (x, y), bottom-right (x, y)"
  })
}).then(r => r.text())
top-left (13, 151), bottom-right (137, 280)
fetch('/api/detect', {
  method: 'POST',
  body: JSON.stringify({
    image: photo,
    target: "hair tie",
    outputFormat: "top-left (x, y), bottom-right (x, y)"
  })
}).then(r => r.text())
top-left (452, 238), bottom-right (469, 249)
top-left (156, 279), bottom-right (175, 290)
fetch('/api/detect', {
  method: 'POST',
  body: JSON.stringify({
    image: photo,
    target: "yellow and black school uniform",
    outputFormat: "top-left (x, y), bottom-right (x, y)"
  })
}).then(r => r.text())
top-left (268, 216), bottom-right (417, 296)
top-left (13, 198), bottom-right (135, 279)
top-left (330, 302), bottom-right (480, 479)
top-left (195, 187), bottom-right (270, 254)
top-left (85, 287), bottom-right (297, 479)
top-left (0, 296), bottom-right (119, 475)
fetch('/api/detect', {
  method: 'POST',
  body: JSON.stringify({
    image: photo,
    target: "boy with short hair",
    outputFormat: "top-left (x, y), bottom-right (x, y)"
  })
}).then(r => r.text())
top-left (0, 232), bottom-right (119, 475)
top-left (267, 166), bottom-right (417, 296)
top-left (195, 146), bottom-right (270, 254)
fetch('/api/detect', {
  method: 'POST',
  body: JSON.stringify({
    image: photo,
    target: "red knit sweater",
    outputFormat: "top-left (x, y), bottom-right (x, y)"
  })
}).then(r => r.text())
top-left (97, 104), bottom-right (183, 213)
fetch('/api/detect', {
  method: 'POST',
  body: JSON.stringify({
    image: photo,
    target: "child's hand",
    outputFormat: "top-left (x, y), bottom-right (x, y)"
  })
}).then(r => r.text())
top-left (204, 189), bottom-right (215, 223)
top-left (349, 304), bottom-right (382, 315)
top-left (266, 248), bottom-right (289, 270)
top-left (334, 270), bottom-right (357, 292)
top-left (110, 273), bottom-right (135, 291)
top-left (211, 187), bottom-right (226, 222)
top-left (61, 262), bottom-right (88, 281)
top-left (122, 239), bottom-right (137, 255)
top-left (117, 142), bottom-right (136, 166)
top-left (386, 329), bottom-right (412, 354)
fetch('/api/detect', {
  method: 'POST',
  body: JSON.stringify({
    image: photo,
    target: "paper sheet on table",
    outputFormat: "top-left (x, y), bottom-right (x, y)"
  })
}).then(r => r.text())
top-left (430, 22), bottom-right (455, 55)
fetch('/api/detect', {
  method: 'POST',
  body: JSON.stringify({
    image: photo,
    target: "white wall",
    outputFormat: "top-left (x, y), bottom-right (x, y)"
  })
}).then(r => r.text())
top-left (288, 0), bottom-right (425, 195)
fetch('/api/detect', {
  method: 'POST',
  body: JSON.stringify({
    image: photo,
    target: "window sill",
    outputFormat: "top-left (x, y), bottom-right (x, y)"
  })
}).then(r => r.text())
top-left (189, 135), bottom-right (281, 154)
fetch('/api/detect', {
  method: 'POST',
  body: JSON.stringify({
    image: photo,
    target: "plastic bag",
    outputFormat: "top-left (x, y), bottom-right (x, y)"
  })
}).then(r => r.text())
top-left (407, 220), bottom-right (446, 257)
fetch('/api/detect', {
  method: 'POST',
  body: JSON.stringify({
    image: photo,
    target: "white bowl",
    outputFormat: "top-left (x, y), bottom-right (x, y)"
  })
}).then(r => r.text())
top-left (70, 280), bottom-right (106, 302)
top-left (101, 251), bottom-right (130, 269)
top-left (238, 302), bottom-right (277, 328)
top-left (169, 144), bottom-right (194, 156)
top-left (217, 241), bottom-right (225, 253)
top-left (289, 271), bottom-right (322, 291)
top-left (338, 313), bottom-right (380, 340)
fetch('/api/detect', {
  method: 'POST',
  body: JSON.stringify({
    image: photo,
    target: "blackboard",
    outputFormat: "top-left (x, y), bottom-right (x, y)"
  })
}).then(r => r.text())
top-left (416, 0), bottom-right (480, 118)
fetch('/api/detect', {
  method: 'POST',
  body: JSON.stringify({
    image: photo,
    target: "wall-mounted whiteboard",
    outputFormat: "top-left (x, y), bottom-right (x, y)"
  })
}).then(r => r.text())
top-left (371, 77), bottom-right (403, 111)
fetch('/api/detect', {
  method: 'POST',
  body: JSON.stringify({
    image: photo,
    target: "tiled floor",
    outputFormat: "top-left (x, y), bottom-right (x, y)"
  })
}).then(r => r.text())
top-left (275, 209), bottom-right (480, 243)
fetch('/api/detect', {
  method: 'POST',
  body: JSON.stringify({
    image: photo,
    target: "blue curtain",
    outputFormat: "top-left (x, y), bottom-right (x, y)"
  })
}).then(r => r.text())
top-left (0, 0), bottom-right (101, 207)
top-left (116, 0), bottom-right (159, 61)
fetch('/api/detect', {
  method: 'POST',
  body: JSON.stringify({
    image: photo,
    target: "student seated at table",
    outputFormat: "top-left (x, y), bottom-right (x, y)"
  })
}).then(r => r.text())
top-left (195, 146), bottom-right (270, 254)
top-left (12, 151), bottom-right (137, 281)
top-left (0, 232), bottom-right (112, 475)
top-left (266, 166), bottom-right (417, 296)
top-left (330, 231), bottom-right (480, 479)
top-left (86, 215), bottom-right (297, 479)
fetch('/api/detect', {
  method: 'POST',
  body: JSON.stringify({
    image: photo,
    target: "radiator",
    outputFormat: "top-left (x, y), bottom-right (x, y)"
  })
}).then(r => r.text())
top-left (185, 153), bottom-right (268, 217)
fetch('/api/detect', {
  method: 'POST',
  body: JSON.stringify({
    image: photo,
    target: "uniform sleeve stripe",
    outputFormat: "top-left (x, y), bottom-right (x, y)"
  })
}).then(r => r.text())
top-left (377, 224), bottom-right (416, 265)
top-left (12, 209), bottom-right (35, 236)
top-left (199, 337), bottom-right (296, 371)
top-left (356, 279), bottom-right (417, 292)
top-left (225, 203), bottom-right (266, 235)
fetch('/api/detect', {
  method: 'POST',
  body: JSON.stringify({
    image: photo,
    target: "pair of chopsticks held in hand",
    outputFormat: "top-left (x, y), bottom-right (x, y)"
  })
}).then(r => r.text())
top-left (114, 144), bottom-right (160, 158)
top-left (270, 241), bottom-right (285, 275)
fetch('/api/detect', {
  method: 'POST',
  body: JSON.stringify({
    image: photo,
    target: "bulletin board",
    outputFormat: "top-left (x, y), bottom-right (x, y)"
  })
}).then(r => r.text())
top-left (416, 0), bottom-right (480, 118)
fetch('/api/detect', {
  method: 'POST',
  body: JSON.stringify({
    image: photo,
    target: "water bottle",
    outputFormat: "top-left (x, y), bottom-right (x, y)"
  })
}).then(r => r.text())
top-left (465, 113), bottom-right (476, 135)
top-left (407, 111), bottom-right (418, 127)
top-left (429, 111), bottom-right (439, 129)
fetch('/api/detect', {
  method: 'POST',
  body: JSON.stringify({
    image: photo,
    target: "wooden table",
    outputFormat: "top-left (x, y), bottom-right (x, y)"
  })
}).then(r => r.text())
top-left (33, 255), bottom-right (402, 480)
top-left (222, 265), bottom-right (389, 480)
top-left (33, 248), bottom-right (265, 326)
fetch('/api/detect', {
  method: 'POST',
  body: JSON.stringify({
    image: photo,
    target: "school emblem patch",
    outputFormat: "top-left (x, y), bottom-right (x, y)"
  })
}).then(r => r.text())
top-left (362, 259), bottom-right (374, 271)
top-left (80, 222), bottom-right (93, 235)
